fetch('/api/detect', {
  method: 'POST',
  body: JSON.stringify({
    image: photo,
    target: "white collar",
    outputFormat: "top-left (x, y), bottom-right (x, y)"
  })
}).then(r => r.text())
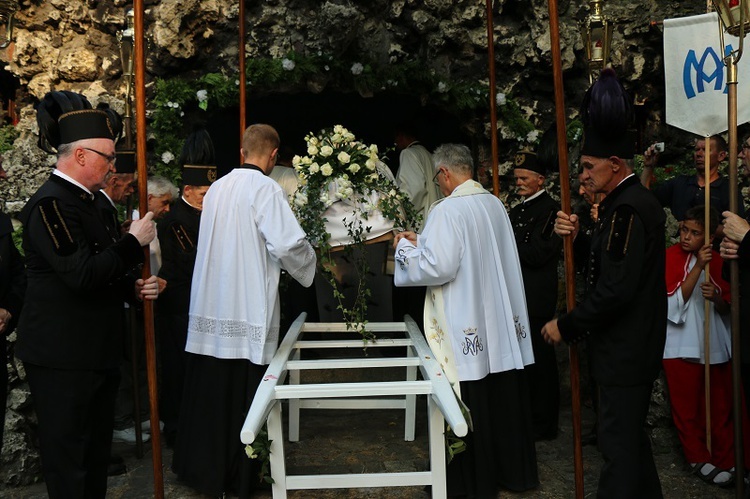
top-left (53, 169), bottom-right (93, 196)
top-left (523, 189), bottom-right (545, 203)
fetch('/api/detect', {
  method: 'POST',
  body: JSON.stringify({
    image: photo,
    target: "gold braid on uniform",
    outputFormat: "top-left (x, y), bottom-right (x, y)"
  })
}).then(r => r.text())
top-left (38, 198), bottom-right (76, 256)
top-left (605, 206), bottom-right (635, 262)
top-left (170, 223), bottom-right (194, 252)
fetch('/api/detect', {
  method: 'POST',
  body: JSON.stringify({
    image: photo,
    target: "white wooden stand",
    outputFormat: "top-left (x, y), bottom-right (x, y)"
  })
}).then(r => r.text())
top-left (241, 314), bottom-right (468, 499)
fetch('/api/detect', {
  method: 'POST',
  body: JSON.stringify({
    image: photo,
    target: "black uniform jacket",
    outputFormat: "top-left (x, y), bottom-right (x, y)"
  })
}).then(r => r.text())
top-left (0, 212), bottom-right (25, 333)
top-left (557, 175), bottom-right (667, 386)
top-left (16, 174), bottom-right (144, 370)
top-left (94, 191), bottom-right (122, 241)
top-left (509, 191), bottom-right (561, 319)
top-left (157, 197), bottom-right (200, 316)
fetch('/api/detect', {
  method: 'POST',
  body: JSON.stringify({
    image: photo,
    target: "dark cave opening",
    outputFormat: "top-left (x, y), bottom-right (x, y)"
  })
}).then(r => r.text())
top-left (206, 90), bottom-right (470, 178)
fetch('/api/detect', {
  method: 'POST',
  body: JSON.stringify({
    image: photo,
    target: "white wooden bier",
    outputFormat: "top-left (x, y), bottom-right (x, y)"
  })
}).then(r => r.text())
top-left (240, 313), bottom-right (468, 498)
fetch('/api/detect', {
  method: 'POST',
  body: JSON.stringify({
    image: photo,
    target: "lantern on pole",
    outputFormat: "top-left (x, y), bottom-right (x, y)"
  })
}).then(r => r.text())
top-left (0, 0), bottom-right (19, 49)
top-left (117, 8), bottom-right (135, 147)
top-left (712, 0), bottom-right (747, 495)
top-left (580, 0), bottom-right (614, 83)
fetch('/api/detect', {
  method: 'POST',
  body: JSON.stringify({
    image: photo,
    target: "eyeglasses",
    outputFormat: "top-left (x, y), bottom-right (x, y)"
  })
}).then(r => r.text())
top-left (432, 168), bottom-right (443, 182)
top-left (82, 147), bottom-right (117, 165)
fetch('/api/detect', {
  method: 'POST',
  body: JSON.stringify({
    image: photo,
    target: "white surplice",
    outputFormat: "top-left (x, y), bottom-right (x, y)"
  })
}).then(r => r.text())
top-left (396, 142), bottom-right (441, 230)
top-left (394, 179), bottom-right (534, 385)
top-left (186, 168), bottom-right (316, 364)
top-left (664, 253), bottom-right (731, 364)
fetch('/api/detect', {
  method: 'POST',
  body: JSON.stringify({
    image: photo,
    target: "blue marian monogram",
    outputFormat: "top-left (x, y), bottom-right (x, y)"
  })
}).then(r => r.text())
top-left (461, 327), bottom-right (483, 356)
top-left (682, 45), bottom-right (732, 99)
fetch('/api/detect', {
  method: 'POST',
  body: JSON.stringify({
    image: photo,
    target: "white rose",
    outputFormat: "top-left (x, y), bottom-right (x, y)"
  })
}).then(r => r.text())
top-left (331, 133), bottom-right (342, 144)
top-left (320, 145), bottom-right (334, 157)
top-left (368, 173), bottom-right (379, 182)
top-left (307, 145), bottom-right (319, 156)
top-left (309, 163), bottom-right (320, 174)
top-left (293, 192), bottom-right (308, 207)
top-left (292, 155), bottom-right (302, 167)
top-left (321, 163), bottom-right (333, 176)
top-left (389, 189), bottom-right (397, 197)
top-left (301, 156), bottom-right (312, 165)
top-left (348, 163), bottom-right (361, 174)
top-left (344, 132), bottom-right (355, 142)
top-left (282, 58), bottom-right (295, 71)
top-left (366, 158), bottom-right (377, 171)
top-left (333, 125), bottom-right (344, 134)
top-left (161, 151), bottom-right (174, 164)
top-left (338, 151), bottom-right (351, 164)
top-left (369, 144), bottom-right (378, 154)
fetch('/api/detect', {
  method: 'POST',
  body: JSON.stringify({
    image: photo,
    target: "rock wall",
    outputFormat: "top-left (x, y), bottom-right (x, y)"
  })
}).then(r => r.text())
top-left (0, 0), bottom-right (714, 486)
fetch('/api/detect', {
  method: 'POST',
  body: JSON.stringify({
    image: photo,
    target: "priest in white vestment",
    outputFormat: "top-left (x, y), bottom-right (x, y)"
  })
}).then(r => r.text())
top-left (393, 143), bottom-right (538, 497)
top-left (173, 124), bottom-right (316, 498)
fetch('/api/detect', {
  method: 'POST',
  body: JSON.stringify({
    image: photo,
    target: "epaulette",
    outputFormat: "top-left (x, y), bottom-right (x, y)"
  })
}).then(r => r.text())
top-left (169, 222), bottom-right (195, 253)
top-left (37, 198), bottom-right (76, 256)
top-left (605, 205), bottom-right (635, 262)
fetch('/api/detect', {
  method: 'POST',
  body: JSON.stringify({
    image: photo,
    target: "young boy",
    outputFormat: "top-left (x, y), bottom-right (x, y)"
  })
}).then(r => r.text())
top-left (663, 205), bottom-right (747, 486)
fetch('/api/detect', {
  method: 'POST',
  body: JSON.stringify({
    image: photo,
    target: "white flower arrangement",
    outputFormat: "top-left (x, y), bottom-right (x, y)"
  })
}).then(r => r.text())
top-left (292, 125), bottom-right (419, 338)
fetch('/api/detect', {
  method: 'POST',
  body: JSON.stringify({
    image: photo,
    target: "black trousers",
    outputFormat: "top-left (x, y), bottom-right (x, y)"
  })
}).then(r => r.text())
top-left (25, 362), bottom-right (119, 499)
top-left (526, 314), bottom-right (560, 440)
top-left (597, 383), bottom-right (663, 499)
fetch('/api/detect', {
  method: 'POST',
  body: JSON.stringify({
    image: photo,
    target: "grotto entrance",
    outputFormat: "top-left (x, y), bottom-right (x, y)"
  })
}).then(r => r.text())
top-left (205, 89), bottom-right (470, 177)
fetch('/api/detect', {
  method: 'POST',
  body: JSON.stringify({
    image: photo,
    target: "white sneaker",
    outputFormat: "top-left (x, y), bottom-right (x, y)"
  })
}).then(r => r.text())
top-left (112, 427), bottom-right (150, 443)
top-left (140, 419), bottom-right (164, 433)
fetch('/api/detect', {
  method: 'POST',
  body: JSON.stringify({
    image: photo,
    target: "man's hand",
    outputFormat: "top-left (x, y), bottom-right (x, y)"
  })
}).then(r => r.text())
top-left (393, 231), bottom-right (417, 248)
top-left (128, 211), bottom-right (156, 246)
top-left (722, 211), bottom-right (750, 243)
top-left (541, 319), bottom-right (562, 345)
top-left (554, 211), bottom-right (579, 239)
top-left (157, 277), bottom-right (167, 294)
top-left (136, 275), bottom-right (159, 301)
top-left (0, 307), bottom-right (11, 335)
top-left (643, 143), bottom-right (660, 169)
top-left (720, 237), bottom-right (741, 260)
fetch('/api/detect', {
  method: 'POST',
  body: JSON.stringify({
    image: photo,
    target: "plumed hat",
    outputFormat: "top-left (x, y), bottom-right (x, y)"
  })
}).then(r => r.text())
top-left (115, 148), bottom-right (136, 174)
top-left (179, 128), bottom-right (217, 186)
top-left (580, 68), bottom-right (636, 159)
top-left (36, 92), bottom-right (122, 154)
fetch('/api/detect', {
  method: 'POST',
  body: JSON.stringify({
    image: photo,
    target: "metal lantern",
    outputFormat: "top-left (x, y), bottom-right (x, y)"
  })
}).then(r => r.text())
top-left (714, 0), bottom-right (750, 37)
top-left (0, 0), bottom-right (19, 49)
top-left (580, 0), bottom-right (613, 81)
top-left (117, 8), bottom-right (135, 142)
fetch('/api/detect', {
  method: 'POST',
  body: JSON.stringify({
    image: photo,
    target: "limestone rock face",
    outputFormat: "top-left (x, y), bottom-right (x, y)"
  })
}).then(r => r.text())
top-left (0, 0), bottom-right (716, 488)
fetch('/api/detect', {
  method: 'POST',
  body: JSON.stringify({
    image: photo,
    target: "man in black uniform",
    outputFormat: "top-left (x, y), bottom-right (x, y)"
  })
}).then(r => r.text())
top-left (0, 160), bottom-right (25, 454)
top-left (156, 129), bottom-right (216, 446)
top-left (509, 150), bottom-right (561, 440)
top-left (543, 69), bottom-right (666, 498)
top-left (16, 91), bottom-right (158, 499)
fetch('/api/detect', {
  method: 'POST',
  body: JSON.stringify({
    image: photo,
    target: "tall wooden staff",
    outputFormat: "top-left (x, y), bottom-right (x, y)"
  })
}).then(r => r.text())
top-left (239, 0), bottom-right (246, 159)
top-left (547, 0), bottom-right (584, 497)
top-left (133, 1), bottom-right (165, 497)
top-left (703, 136), bottom-right (712, 454)
top-left (485, 0), bottom-right (500, 197)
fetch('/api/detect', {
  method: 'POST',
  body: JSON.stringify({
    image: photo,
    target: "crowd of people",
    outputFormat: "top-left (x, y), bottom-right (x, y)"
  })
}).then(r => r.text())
top-left (5, 65), bottom-right (750, 499)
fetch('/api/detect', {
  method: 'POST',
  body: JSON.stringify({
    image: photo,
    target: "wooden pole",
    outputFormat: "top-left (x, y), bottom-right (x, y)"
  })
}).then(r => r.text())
top-left (133, 2), bottom-right (165, 497)
top-left (726, 58), bottom-right (745, 498)
top-left (703, 136), bottom-right (712, 454)
top-left (547, 0), bottom-right (584, 497)
top-left (485, 0), bottom-right (500, 197)
top-left (239, 0), bottom-right (246, 160)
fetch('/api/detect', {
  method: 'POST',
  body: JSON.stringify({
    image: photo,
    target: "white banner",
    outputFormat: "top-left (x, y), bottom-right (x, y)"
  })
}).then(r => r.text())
top-left (664, 12), bottom-right (750, 136)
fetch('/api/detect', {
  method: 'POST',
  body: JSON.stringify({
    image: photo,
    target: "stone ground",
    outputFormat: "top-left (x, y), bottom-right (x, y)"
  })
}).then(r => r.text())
top-left (0, 351), bottom-right (740, 499)
top-left (0, 402), bottom-right (737, 498)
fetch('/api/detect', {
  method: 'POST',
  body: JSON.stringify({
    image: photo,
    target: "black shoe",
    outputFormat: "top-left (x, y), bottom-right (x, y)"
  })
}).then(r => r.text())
top-left (108, 454), bottom-right (126, 476)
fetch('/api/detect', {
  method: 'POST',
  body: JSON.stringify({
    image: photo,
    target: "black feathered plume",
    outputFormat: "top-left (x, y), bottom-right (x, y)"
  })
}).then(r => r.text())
top-left (579, 68), bottom-right (633, 139)
top-left (536, 124), bottom-right (559, 174)
top-left (95, 102), bottom-right (123, 144)
top-left (36, 91), bottom-right (92, 154)
top-left (180, 127), bottom-right (215, 166)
